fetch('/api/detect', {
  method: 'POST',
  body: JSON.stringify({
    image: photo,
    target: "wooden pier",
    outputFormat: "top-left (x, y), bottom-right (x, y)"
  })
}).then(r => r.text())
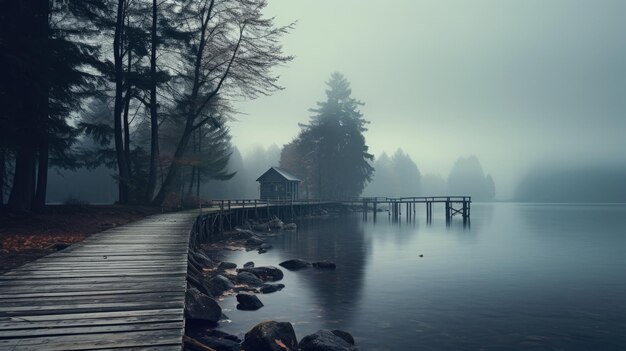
top-left (359, 196), bottom-right (472, 225)
top-left (0, 211), bottom-right (197, 351)
top-left (199, 196), bottom-right (472, 234)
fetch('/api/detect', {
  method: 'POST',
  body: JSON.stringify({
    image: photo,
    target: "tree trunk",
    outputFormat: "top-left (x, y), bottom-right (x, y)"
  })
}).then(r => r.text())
top-left (145, 0), bottom-right (159, 204)
top-left (152, 123), bottom-right (193, 205)
top-left (8, 146), bottom-right (37, 212)
top-left (187, 167), bottom-right (195, 198)
top-left (0, 148), bottom-right (5, 205)
top-left (33, 130), bottom-right (49, 211)
top-left (33, 0), bottom-right (50, 212)
top-left (196, 129), bottom-right (201, 199)
top-left (113, 0), bottom-right (130, 203)
top-left (8, 0), bottom-right (49, 212)
top-left (186, 130), bottom-right (197, 198)
top-left (123, 49), bottom-right (132, 188)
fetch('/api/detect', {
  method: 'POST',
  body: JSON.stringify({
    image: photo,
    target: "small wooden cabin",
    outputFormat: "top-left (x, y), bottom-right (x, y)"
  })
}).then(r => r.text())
top-left (256, 167), bottom-right (301, 201)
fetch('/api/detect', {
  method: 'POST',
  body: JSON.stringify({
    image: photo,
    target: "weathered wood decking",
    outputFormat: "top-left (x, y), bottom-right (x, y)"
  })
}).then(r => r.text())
top-left (0, 211), bottom-right (197, 351)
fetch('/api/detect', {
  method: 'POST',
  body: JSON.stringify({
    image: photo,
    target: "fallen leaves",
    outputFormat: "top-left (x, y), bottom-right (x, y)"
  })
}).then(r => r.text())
top-left (275, 339), bottom-right (289, 350)
top-left (1, 234), bottom-right (85, 253)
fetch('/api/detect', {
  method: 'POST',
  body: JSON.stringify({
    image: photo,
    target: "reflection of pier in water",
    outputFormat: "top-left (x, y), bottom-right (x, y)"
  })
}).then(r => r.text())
top-left (360, 196), bottom-right (471, 226)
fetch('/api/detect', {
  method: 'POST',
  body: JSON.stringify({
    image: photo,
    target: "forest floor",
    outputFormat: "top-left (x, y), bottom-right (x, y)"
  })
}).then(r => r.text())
top-left (0, 205), bottom-right (165, 274)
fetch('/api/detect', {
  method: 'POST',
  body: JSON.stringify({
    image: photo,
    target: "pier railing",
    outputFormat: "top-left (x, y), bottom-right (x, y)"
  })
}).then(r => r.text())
top-left (198, 196), bottom-right (471, 226)
top-left (200, 196), bottom-right (471, 207)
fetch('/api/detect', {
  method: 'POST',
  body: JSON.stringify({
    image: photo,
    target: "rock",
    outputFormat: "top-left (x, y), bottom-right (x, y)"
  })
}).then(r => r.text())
top-left (257, 248), bottom-right (267, 254)
top-left (241, 321), bottom-right (298, 351)
top-left (185, 332), bottom-right (241, 351)
top-left (283, 223), bottom-right (297, 230)
top-left (205, 330), bottom-right (241, 343)
top-left (279, 259), bottom-right (311, 271)
top-left (268, 218), bottom-right (284, 229)
top-left (244, 261), bottom-right (255, 268)
top-left (237, 266), bottom-right (284, 282)
top-left (218, 261), bottom-right (237, 270)
top-left (253, 223), bottom-right (270, 232)
top-left (207, 275), bottom-right (234, 296)
top-left (236, 292), bottom-right (264, 310)
top-left (232, 228), bottom-right (256, 239)
top-left (53, 243), bottom-right (70, 251)
top-left (419, 254), bottom-right (424, 258)
top-left (246, 236), bottom-right (265, 246)
top-left (259, 283), bottom-right (285, 294)
top-left (192, 251), bottom-right (214, 267)
top-left (331, 330), bottom-right (355, 345)
top-left (259, 243), bottom-right (272, 250)
top-left (312, 260), bottom-right (336, 270)
top-left (237, 271), bottom-right (264, 287)
top-left (185, 287), bottom-right (222, 323)
top-left (299, 330), bottom-right (359, 351)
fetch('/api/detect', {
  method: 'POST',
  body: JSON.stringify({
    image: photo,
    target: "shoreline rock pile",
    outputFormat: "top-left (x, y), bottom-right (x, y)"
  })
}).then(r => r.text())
top-left (184, 215), bottom-right (357, 351)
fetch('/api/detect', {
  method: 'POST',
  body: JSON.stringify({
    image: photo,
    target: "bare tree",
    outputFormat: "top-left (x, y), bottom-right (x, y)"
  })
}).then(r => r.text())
top-left (152, 0), bottom-right (293, 204)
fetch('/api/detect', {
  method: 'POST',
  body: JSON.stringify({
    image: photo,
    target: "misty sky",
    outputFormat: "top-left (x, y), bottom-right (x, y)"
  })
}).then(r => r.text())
top-left (230, 0), bottom-right (626, 198)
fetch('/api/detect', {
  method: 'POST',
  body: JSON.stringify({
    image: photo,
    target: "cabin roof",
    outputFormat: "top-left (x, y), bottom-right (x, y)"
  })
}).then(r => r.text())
top-left (256, 167), bottom-right (301, 182)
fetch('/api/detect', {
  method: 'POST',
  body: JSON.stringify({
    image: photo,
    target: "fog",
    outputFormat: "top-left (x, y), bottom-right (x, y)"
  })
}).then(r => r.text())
top-left (231, 0), bottom-right (626, 199)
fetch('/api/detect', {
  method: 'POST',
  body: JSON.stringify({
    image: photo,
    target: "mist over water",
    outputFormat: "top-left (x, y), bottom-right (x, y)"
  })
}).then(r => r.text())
top-left (218, 203), bottom-right (626, 350)
top-left (231, 0), bottom-right (626, 200)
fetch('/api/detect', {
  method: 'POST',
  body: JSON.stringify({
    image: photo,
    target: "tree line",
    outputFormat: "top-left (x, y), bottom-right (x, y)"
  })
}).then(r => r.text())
top-left (0, 0), bottom-right (292, 212)
top-left (364, 152), bottom-right (495, 201)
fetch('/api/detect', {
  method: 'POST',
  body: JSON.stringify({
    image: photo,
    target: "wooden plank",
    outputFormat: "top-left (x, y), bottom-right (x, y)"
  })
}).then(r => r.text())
top-left (95, 346), bottom-right (181, 351)
top-left (1, 309), bottom-right (182, 322)
top-left (0, 291), bottom-right (183, 306)
top-left (0, 313), bottom-right (181, 331)
top-left (0, 321), bottom-right (183, 338)
top-left (0, 271), bottom-right (185, 280)
top-left (6, 329), bottom-right (183, 350)
top-left (0, 289), bottom-right (186, 299)
top-left (0, 301), bottom-right (184, 315)
top-left (0, 283), bottom-right (185, 294)
top-left (9, 265), bottom-right (186, 272)
top-left (0, 277), bottom-right (188, 287)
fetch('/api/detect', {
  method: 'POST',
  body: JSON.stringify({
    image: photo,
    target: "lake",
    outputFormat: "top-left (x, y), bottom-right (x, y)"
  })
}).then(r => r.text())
top-left (217, 203), bottom-right (626, 350)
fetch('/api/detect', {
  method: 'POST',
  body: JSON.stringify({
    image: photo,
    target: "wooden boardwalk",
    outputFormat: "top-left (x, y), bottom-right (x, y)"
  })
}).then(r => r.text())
top-left (0, 211), bottom-right (197, 351)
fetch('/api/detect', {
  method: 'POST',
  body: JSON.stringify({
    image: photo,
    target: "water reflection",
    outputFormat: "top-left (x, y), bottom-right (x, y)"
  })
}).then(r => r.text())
top-left (278, 216), bottom-right (371, 328)
top-left (219, 204), bottom-right (626, 350)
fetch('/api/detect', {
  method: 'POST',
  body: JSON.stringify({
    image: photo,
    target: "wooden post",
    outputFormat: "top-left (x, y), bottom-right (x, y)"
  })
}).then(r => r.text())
top-left (363, 200), bottom-right (367, 221)
top-left (405, 202), bottom-right (409, 220)
top-left (461, 198), bottom-right (467, 223)
top-left (396, 202), bottom-right (400, 221)
top-left (373, 201), bottom-right (377, 222)
top-left (219, 200), bottom-right (224, 232)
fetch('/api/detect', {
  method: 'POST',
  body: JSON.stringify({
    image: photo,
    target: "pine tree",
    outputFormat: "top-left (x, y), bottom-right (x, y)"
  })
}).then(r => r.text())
top-left (281, 72), bottom-right (374, 199)
top-left (0, 0), bottom-right (107, 211)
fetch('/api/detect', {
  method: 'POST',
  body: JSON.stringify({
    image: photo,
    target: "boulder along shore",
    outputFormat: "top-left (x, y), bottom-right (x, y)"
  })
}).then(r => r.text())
top-left (184, 208), bottom-right (360, 351)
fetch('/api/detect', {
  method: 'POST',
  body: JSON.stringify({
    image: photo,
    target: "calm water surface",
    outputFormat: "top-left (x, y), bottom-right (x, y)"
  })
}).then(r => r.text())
top-left (217, 203), bottom-right (626, 350)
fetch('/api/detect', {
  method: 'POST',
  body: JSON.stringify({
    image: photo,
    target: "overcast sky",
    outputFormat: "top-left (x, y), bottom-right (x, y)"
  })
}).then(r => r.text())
top-left (230, 0), bottom-right (626, 198)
